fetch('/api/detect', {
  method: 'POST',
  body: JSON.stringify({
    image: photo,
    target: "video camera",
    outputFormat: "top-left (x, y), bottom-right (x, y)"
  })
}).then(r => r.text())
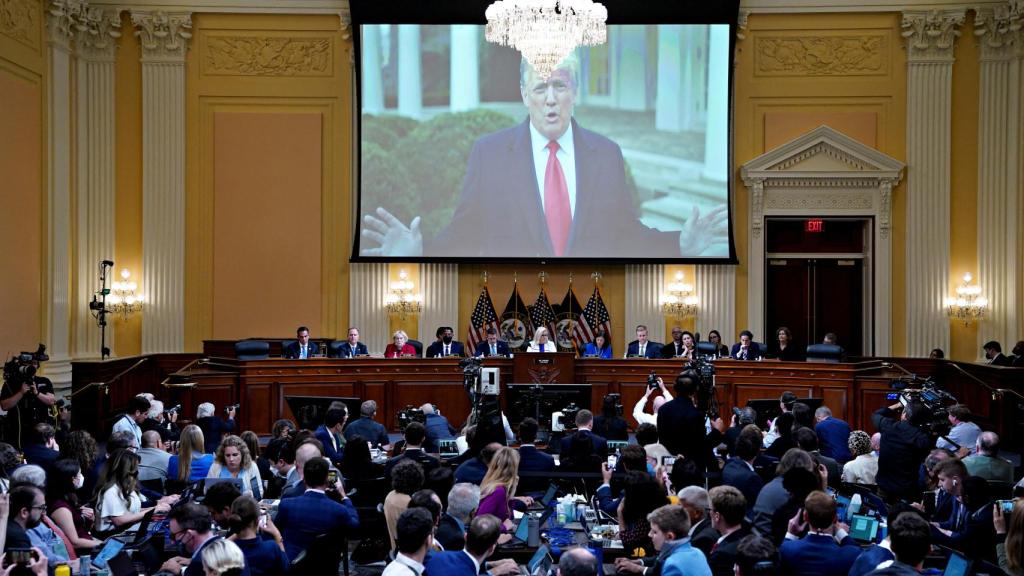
top-left (165, 404), bottom-right (182, 415)
top-left (647, 372), bottom-right (659, 390)
top-left (2, 344), bottom-right (49, 390)
top-left (557, 402), bottom-right (581, 429)
top-left (681, 356), bottom-right (718, 418)
top-left (224, 403), bottom-right (239, 413)
top-left (603, 393), bottom-right (623, 417)
top-left (396, 405), bottom-right (426, 431)
top-left (887, 377), bottom-right (957, 436)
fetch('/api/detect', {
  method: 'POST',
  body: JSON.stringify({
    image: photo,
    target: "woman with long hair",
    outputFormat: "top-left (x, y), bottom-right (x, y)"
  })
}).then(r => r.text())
top-left (168, 424), bottom-right (215, 483)
top-left (770, 326), bottom-right (804, 361)
top-left (583, 331), bottom-right (613, 359)
top-left (46, 458), bottom-right (103, 550)
top-left (227, 496), bottom-right (288, 576)
top-left (208, 435), bottom-right (263, 499)
top-left (96, 450), bottom-right (170, 532)
top-left (338, 434), bottom-right (385, 483)
top-left (707, 330), bottom-right (729, 358)
top-left (617, 472), bottom-right (667, 556)
top-left (240, 431), bottom-right (270, 489)
top-left (60, 430), bottom-right (99, 496)
top-left (996, 499), bottom-right (1024, 575)
top-left (201, 538), bottom-right (247, 576)
top-left (477, 446), bottom-right (533, 531)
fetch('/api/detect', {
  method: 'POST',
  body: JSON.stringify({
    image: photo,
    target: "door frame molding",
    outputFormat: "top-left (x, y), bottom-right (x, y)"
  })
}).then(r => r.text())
top-left (740, 126), bottom-right (904, 356)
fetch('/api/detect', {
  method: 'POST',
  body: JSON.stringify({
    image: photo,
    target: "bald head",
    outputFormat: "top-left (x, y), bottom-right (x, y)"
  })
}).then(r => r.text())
top-left (295, 442), bottom-right (323, 479)
top-left (420, 403), bottom-right (435, 415)
top-left (978, 431), bottom-right (1000, 456)
top-left (558, 548), bottom-right (598, 576)
top-left (141, 430), bottom-right (162, 449)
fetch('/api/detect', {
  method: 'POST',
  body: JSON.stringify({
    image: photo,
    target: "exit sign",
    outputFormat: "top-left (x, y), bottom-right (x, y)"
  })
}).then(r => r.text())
top-left (805, 219), bottom-right (824, 233)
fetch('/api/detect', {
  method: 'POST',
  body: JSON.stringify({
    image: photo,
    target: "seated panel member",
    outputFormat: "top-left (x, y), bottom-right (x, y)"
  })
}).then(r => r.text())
top-left (474, 328), bottom-right (511, 357)
top-left (283, 325), bottom-right (319, 359)
top-left (583, 331), bottom-right (613, 358)
top-left (661, 328), bottom-right (696, 359)
top-left (768, 326), bottom-right (804, 361)
top-left (337, 326), bottom-right (368, 358)
top-left (425, 326), bottom-right (465, 358)
top-left (385, 330), bottom-right (417, 358)
top-left (730, 330), bottom-right (763, 360)
top-left (526, 326), bottom-right (556, 353)
top-left (626, 325), bottom-right (659, 358)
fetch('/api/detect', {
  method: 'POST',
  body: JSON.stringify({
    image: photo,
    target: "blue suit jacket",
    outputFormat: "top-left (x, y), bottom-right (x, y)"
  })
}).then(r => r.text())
top-left (721, 457), bottom-right (764, 512)
top-left (626, 341), bottom-right (660, 358)
top-left (314, 425), bottom-right (344, 464)
top-left (517, 445), bottom-right (556, 493)
top-left (425, 119), bottom-right (680, 258)
top-left (814, 417), bottom-right (853, 463)
top-left (423, 413), bottom-right (457, 452)
top-left (730, 342), bottom-right (763, 360)
top-left (283, 341), bottom-right (319, 359)
top-left (343, 417), bottom-right (390, 447)
top-left (559, 429), bottom-right (608, 458)
top-left (474, 340), bottom-right (511, 357)
top-left (425, 550), bottom-right (478, 576)
top-left (425, 341), bottom-right (466, 358)
top-left (779, 533), bottom-right (861, 576)
top-left (275, 491), bottom-right (359, 561)
top-left (335, 341), bottom-right (368, 358)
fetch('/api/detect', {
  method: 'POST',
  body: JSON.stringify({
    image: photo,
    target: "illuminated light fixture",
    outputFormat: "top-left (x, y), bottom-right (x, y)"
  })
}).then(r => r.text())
top-left (385, 269), bottom-right (423, 319)
top-left (944, 273), bottom-right (988, 325)
top-left (107, 268), bottom-right (144, 319)
top-left (660, 271), bottom-right (698, 319)
top-left (485, 0), bottom-right (607, 80)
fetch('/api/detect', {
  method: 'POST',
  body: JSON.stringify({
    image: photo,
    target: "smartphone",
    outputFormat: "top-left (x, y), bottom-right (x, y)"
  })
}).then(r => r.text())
top-left (661, 456), bottom-right (676, 467)
top-left (607, 455), bottom-right (618, 469)
top-left (998, 499), bottom-right (1016, 514)
top-left (328, 469), bottom-right (338, 485)
top-left (885, 392), bottom-right (900, 401)
top-left (258, 510), bottom-right (269, 529)
top-left (6, 548), bottom-right (33, 566)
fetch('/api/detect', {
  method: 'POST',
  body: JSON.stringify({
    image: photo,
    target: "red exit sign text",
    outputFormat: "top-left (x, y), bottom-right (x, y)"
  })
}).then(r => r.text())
top-left (805, 219), bottom-right (824, 233)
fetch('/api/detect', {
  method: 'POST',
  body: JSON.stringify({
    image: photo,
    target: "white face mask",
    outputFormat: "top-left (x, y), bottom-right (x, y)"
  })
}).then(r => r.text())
top-left (72, 473), bottom-right (84, 490)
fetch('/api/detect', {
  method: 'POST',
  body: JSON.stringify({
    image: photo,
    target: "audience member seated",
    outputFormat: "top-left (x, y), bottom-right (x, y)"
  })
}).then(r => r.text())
top-left (408, 489), bottom-right (443, 549)
top-left (22, 423), bottom-right (59, 471)
top-left (344, 400), bottom-right (392, 449)
top-left (790, 402), bottom-right (814, 431)
top-left (722, 425), bottom-right (764, 513)
top-left (984, 340), bottom-right (1013, 366)
top-left (994, 498), bottom-right (1024, 576)
top-left (794, 428), bottom-right (839, 490)
top-left (779, 491), bottom-right (861, 576)
top-left (595, 445), bottom-right (648, 516)
top-left (841, 430), bottom-right (878, 485)
top-left (583, 330), bottom-right (612, 358)
top-left (593, 395), bottom-right (629, 441)
top-left (921, 449), bottom-right (957, 521)
top-left (384, 508), bottom-right (434, 576)
top-left (111, 395), bottom-right (150, 449)
top-left (764, 413), bottom-right (796, 459)
top-left (201, 538), bottom-right (248, 576)
top-left (280, 442), bottom-right (324, 499)
top-left (421, 404), bottom-right (456, 453)
top-left (314, 407), bottom-right (347, 466)
top-left (275, 457), bottom-right (358, 561)
top-left (137, 430), bottom-right (170, 487)
top-left (59, 430), bottom-right (99, 497)
top-left (97, 450), bottom-right (173, 534)
top-left (1013, 340), bottom-right (1024, 367)
top-left (867, 510), bottom-right (933, 576)
top-left (454, 442), bottom-right (501, 485)
top-left (425, 326), bottom-right (465, 358)
top-left (937, 404), bottom-right (982, 456)
top-left (7, 485), bottom-right (44, 551)
top-left (633, 378), bottom-right (672, 427)
top-left (386, 459), bottom-right (425, 551)
top-left (770, 464), bottom-right (827, 546)
top-left (618, 471), bottom-right (667, 557)
top-left (847, 505), bottom-right (918, 576)
top-left (614, 504), bottom-right (711, 576)
top-left (263, 441), bottom-right (297, 499)
top-left (931, 475), bottom-right (996, 561)
top-left (813, 406), bottom-right (852, 463)
top-left (515, 418), bottom-right (554, 493)
top-left (11, 465), bottom-right (71, 567)
top-left (388, 422), bottom-right (441, 479)
top-left (477, 447), bottom-right (533, 530)
top-left (733, 534), bottom-right (778, 576)
top-left (762, 392), bottom-right (797, 448)
top-left (437, 483), bottom-right (479, 552)
top-left (723, 407), bottom-right (756, 455)
top-left (768, 327), bottom-right (804, 361)
top-left (559, 409), bottom-right (608, 459)
top-left (226, 495), bottom-right (287, 576)
top-left (197, 402), bottom-right (237, 454)
top-left (339, 434), bottom-right (386, 494)
top-left (707, 486), bottom-right (752, 576)
top-left (203, 480), bottom-right (242, 530)
top-left (424, 514), bottom-right (517, 576)
top-left (46, 458), bottom-right (103, 551)
top-left (677, 486), bottom-right (719, 557)
top-left (208, 435), bottom-right (263, 499)
top-left (964, 431), bottom-right (1014, 483)
top-left (751, 449), bottom-right (816, 538)
top-left (160, 503), bottom-right (233, 576)
top-left (385, 330), bottom-right (418, 358)
top-left (731, 330), bottom-right (763, 360)
top-left (558, 548), bottom-right (599, 576)
top-left (929, 348), bottom-right (945, 359)
top-left (169, 424), bottom-right (216, 484)
top-left (634, 423), bottom-right (660, 449)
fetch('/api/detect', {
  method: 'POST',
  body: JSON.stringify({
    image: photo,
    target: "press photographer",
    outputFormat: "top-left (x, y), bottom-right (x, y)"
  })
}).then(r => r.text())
top-left (1, 345), bottom-right (56, 449)
top-left (872, 396), bottom-right (933, 504)
top-left (657, 369), bottom-right (725, 474)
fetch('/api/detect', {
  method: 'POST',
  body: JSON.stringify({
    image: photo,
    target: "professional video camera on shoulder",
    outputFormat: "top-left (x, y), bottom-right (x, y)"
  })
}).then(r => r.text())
top-left (886, 377), bottom-right (957, 436)
top-left (551, 402), bottom-right (581, 432)
top-left (396, 405), bottom-right (426, 431)
top-left (2, 344), bottom-right (49, 390)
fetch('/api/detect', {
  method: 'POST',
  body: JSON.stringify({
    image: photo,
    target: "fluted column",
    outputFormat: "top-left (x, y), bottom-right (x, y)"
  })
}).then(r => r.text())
top-left (419, 263), bottom-right (459, 341)
top-left (132, 11), bottom-right (191, 353)
top-left (695, 265), bottom-right (736, 341)
top-left (397, 24), bottom-right (421, 119)
top-left (975, 5), bottom-right (1020, 351)
top-left (625, 265), bottom-right (664, 345)
top-left (361, 24), bottom-right (384, 114)
top-left (350, 263), bottom-right (390, 355)
top-left (449, 26), bottom-right (479, 112)
top-left (74, 6), bottom-right (120, 360)
top-left (901, 10), bottom-right (963, 357)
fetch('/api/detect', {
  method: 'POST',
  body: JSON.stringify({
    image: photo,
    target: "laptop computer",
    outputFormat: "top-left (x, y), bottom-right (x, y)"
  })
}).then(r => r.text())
top-left (607, 441), bottom-right (628, 454)
top-left (848, 514), bottom-right (880, 543)
top-left (943, 551), bottom-right (973, 576)
top-left (105, 550), bottom-right (136, 576)
top-left (520, 545), bottom-right (552, 576)
top-left (527, 484), bottom-right (558, 510)
top-left (438, 439), bottom-right (460, 459)
top-left (201, 477), bottom-right (245, 495)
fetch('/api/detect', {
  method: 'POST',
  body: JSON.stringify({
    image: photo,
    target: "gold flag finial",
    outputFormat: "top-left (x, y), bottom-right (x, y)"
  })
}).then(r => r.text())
top-left (482, 270), bottom-right (488, 286)
top-left (591, 271), bottom-right (602, 285)
top-left (538, 271), bottom-right (548, 285)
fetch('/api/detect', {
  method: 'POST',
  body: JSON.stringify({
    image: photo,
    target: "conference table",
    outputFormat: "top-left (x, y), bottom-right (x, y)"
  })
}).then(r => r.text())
top-left (70, 341), bottom-right (1023, 448)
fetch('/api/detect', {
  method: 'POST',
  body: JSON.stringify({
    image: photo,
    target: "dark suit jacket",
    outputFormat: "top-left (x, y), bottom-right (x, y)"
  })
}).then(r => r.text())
top-left (275, 490), bottom-right (359, 561)
top-left (474, 340), bottom-right (511, 357)
top-left (425, 119), bottom-right (680, 258)
top-left (708, 526), bottom-right (751, 576)
top-left (518, 445), bottom-right (556, 493)
top-left (558, 429), bottom-right (608, 459)
top-left (872, 407), bottom-right (932, 499)
top-left (721, 458), bottom-right (763, 512)
top-left (22, 443), bottom-right (58, 471)
top-left (424, 549), bottom-right (479, 576)
top-left (730, 342), bottom-right (763, 360)
top-left (425, 341), bottom-right (465, 358)
top-left (343, 417), bottom-right (390, 447)
top-left (689, 517), bottom-right (719, 557)
top-left (814, 417), bottom-right (853, 463)
top-left (283, 341), bottom-right (319, 359)
top-left (931, 503), bottom-right (997, 561)
top-left (197, 416), bottom-right (236, 454)
top-left (659, 341), bottom-right (694, 359)
top-left (626, 341), bottom-right (661, 358)
top-left (386, 448), bottom-right (440, 478)
top-left (336, 341), bottom-right (368, 358)
top-left (435, 513), bottom-right (466, 551)
top-left (1013, 354), bottom-right (1024, 367)
top-left (314, 425), bottom-right (344, 465)
top-left (4, 520), bottom-right (31, 550)
top-left (657, 397), bottom-right (722, 472)
top-left (990, 353), bottom-right (1013, 366)
top-left (779, 533), bottom-right (862, 576)
top-left (423, 413), bottom-right (457, 452)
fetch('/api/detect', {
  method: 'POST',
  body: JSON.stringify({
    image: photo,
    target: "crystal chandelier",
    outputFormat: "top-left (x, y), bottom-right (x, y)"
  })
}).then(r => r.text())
top-left (107, 268), bottom-right (144, 319)
top-left (660, 271), bottom-right (698, 319)
top-left (944, 273), bottom-right (988, 325)
top-left (385, 269), bottom-right (423, 319)
top-left (485, 0), bottom-right (608, 80)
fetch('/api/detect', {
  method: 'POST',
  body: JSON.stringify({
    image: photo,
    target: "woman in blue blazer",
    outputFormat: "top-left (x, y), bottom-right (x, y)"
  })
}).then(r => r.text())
top-left (583, 332), bottom-right (613, 358)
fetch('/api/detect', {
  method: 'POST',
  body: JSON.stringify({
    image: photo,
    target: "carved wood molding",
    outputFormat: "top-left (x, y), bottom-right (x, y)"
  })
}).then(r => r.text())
top-left (755, 33), bottom-right (887, 76)
top-left (202, 35), bottom-right (332, 76)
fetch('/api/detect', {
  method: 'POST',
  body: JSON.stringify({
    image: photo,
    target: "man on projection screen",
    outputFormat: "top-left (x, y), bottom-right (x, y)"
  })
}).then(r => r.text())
top-left (361, 55), bottom-right (727, 259)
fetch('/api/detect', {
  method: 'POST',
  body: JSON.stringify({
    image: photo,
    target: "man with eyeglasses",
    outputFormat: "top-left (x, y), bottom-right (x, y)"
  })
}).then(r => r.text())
top-left (6, 485), bottom-right (45, 551)
top-left (161, 503), bottom-right (250, 576)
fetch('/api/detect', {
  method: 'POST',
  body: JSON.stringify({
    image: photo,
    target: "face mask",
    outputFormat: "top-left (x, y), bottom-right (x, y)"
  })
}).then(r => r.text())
top-left (73, 473), bottom-right (84, 490)
top-left (442, 336), bottom-right (453, 344)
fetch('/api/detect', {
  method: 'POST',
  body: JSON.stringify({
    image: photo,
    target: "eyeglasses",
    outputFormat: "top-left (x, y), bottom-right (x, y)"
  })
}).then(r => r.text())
top-left (31, 505), bottom-right (47, 512)
top-left (170, 528), bottom-right (189, 542)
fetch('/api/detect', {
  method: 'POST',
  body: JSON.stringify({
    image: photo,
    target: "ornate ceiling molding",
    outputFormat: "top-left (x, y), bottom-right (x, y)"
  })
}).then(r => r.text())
top-left (203, 35), bottom-right (332, 76)
top-left (131, 10), bottom-right (192, 61)
top-left (901, 9), bottom-right (966, 62)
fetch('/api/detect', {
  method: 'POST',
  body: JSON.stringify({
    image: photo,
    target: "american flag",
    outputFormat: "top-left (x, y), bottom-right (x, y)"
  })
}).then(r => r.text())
top-left (573, 286), bottom-right (612, 345)
top-left (529, 288), bottom-right (558, 340)
top-left (466, 286), bottom-right (500, 353)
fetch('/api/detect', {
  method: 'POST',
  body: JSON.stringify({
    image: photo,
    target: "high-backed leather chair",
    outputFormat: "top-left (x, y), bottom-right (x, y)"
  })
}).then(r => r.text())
top-left (407, 339), bottom-right (423, 357)
top-left (805, 343), bottom-right (844, 363)
top-left (234, 340), bottom-right (270, 360)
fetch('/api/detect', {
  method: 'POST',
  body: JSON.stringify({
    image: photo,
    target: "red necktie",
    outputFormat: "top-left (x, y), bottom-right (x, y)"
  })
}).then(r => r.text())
top-left (544, 141), bottom-right (571, 256)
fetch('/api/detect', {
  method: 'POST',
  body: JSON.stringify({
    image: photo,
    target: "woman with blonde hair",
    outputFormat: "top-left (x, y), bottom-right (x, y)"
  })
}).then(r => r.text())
top-left (201, 538), bottom-right (246, 576)
top-left (527, 327), bottom-right (554, 353)
top-left (476, 446), bottom-right (533, 531)
top-left (168, 424), bottom-right (215, 483)
top-left (208, 435), bottom-right (264, 499)
top-left (384, 330), bottom-right (416, 358)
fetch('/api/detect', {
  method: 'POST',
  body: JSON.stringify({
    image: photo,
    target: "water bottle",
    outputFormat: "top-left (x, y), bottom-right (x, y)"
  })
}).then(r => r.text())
top-left (527, 514), bottom-right (541, 547)
top-left (79, 555), bottom-right (92, 576)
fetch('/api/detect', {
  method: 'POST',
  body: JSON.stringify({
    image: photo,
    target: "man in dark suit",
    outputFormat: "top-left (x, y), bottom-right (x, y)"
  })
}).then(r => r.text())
top-left (678, 486), bottom-right (720, 557)
top-left (424, 514), bottom-right (518, 576)
top-left (657, 370), bottom-right (724, 474)
top-left (360, 56), bottom-right (727, 260)
top-left (425, 326), bottom-right (465, 358)
top-left (161, 503), bottom-right (251, 576)
top-left (387, 422), bottom-right (440, 478)
top-left (1012, 341), bottom-right (1024, 366)
top-left (22, 423), bottom-right (59, 472)
top-left (813, 406), bottom-right (852, 463)
top-left (983, 340), bottom-right (1013, 366)
top-left (872, 400), bottom-right (932, 503)
top-left (474, 328), bottom-right (511, 357)
top-left (283, 325), bottom-right (319, 359)
top-left (343, 400), bottom-right (392, 449)
top-left (779, 491), bottom-right (861, 576)
top-left (516, 418), bottom-right (555, 494)
top-left (421, 404), bottom-right (457, 453)
top-left (314, 406), bottom-right (347, 466)
top-left (336, 326), bottom-right (368, 358)
top-left (436, 483), bottom-right (480, 552)
top-left (730, 331), bottom-right (763, 360)
top-left (794, 428), bottom-right (840, 490)
top-left (626, 325), bottom-right (661, 358)
top-left (5, 485), bottom-right (41, 552)
top-left (722, 425), bottom-right (764, 513)
top-left (275, 458), bottom-right (359, 561)
top-left (558, 409), bottom-right (608, 458)
top-left (708, 486), bottom-right (752, 576)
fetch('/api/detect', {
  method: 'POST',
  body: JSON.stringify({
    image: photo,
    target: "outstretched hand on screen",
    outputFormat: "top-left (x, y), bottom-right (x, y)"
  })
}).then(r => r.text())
top-left (361, 207), bottom-right (424, 257)
top-left (679, 205), bottom-right (729, 256)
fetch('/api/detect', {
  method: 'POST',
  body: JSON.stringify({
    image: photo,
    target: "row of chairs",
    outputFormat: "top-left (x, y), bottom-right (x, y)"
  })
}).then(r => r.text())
top-left (234, 339), bottom-right (426, 360)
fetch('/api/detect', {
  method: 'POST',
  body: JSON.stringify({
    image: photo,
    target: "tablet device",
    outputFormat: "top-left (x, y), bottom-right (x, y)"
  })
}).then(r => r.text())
top-left (848, 514), bottom-right (879, 543)
top-left (943, 551), bottom-right (972, 576)
top-left (93, 538), bottom-right (126, 570)
top-left (438, 439), bottom-right (460, 459)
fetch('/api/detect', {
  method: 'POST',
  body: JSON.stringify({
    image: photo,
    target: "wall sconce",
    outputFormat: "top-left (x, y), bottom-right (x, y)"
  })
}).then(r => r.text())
top-left (385, 269), bottom-right (423, 319)
top-left (660, 271), bottom-right (698, 319)
top-left (107, 268), bottom-right (144, 319)
top-left (944, 273), bottom-right (988, 325)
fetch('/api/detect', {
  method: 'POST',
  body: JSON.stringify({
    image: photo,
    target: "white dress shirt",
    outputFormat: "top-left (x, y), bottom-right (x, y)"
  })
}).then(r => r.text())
top-left (632, 390), bottom-right (674, 426)
top-left (382, 553), bottom-right (425, 576)
top-left (529, 121), bottom-right (577, 218)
